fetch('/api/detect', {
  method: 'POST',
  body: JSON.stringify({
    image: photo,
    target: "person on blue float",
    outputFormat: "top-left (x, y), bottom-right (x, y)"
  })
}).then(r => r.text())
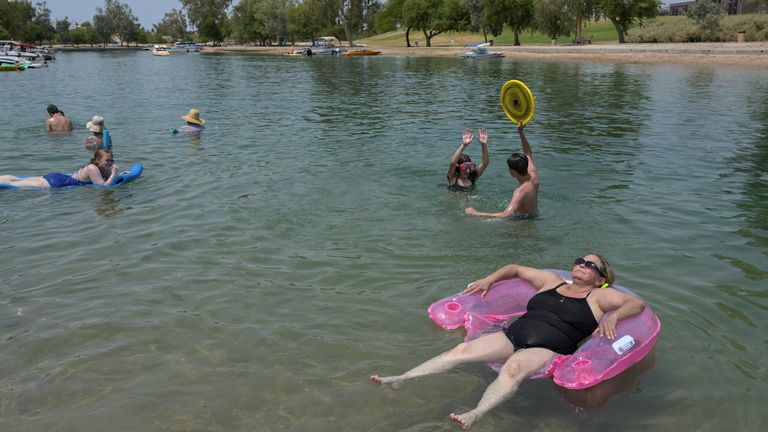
top-left (178, 108), bottom-right (206, 133)
top-left (465, 122), bottom-right (538, 218)
top-left (371, 254), bottom-right (646, 430)
top-left (84, 115), bottom-right (111, 150)
top-left (447, 128), bottom-right (489, 192)
top-left (0, 149), bottom-right (120, 188)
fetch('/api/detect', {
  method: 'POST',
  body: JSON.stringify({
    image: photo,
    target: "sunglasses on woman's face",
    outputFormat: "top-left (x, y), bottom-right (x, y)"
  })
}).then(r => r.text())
top-left (574, 257), bottom-right (606, 279)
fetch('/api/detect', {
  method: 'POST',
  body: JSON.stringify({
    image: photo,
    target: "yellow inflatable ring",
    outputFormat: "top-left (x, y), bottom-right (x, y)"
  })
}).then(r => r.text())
top-left (500, 80), bottom-right (535, 125)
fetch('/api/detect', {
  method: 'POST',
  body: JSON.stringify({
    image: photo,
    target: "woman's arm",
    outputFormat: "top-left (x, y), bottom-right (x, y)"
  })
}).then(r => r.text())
top-left (447, 129), bottom-right (473, 184)
top-left (475, 128), bottom-right (490, 177)
top-left (83, 164), bottom-right (118, 186)
top-left (464, 264), bottom-right (561, 296)
top-left (464, 188), bottom-right (526, 219)
top-left (594, 289), bottom-right (647, 339)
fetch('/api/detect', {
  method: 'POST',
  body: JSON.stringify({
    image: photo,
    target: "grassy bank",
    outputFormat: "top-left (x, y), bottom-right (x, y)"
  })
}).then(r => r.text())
top-left (361, 15), bottom-right (768, 47)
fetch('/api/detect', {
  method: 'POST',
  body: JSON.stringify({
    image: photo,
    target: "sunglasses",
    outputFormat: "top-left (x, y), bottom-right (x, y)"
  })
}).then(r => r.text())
top-left (574, 257), bottom-right (606, 279)
top-left (104, 159), bottom-right (114, 164)
top-left (459, 162), bottom-right (476, 172)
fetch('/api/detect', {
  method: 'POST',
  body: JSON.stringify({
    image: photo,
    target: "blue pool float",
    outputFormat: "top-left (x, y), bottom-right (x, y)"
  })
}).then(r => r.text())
top-left (0, 164), bottom-right (144, 190)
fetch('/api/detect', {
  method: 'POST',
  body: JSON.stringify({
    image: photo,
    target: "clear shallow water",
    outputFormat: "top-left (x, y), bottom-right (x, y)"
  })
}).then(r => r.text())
top-left (0, 51), bottom-right (766, 431)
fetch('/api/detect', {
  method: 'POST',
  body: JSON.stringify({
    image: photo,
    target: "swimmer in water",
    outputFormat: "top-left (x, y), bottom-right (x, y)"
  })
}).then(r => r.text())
top-left (0, 149), bottom-right (120, 188)
top-left (447, 128), bottom-right (489, 192)
top-left (465, 122), bottom-right (538, 218)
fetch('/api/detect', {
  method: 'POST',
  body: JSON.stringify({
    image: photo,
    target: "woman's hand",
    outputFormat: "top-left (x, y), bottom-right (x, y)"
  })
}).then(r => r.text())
top-left (465, 207), bottom-right (480, 215)
top-left (517, 122), bottom-right (526, 134)
top-left (478, 128), bottom-right (488, 145)
top-left (462, 128), bottom-right (473, 146)
top-left (596, 311), bottom-right (619, 339)
top-left (464, 278), bottom-right (492, 297)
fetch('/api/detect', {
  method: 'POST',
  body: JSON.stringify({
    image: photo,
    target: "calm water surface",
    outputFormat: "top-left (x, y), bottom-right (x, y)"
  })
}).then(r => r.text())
top-left (0, 51), bottom-right (766, 431)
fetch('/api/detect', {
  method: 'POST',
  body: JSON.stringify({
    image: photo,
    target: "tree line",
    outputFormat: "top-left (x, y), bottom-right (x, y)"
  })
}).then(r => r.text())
top-left (1, 0), bottom-right (665, 47)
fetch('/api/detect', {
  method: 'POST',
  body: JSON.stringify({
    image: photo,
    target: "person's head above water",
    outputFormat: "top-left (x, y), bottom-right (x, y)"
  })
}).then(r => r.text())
top-left (455, 154), bottom-right (478, 180)
top-left (86, 116), bottom-right (104, 134)
top-left (506, 153), bottom-right (528, 177)
top-left (47, 104), bottom-right (60, 116)
top-left (91, 149), bottom-right (114, 166)
top-left (181, 108), bottom-right (205, 126)
top-left (572, 253), bottom-right (615, 288)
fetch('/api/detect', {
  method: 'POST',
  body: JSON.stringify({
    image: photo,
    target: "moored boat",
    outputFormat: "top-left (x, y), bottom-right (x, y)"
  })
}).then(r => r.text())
top-left (152, 45), bottom-right (171, 56)
top-left (460, 43), bottom-right (504, 59)
top-left (341, 49), bottom-right (382, 57)
top-left (305, 36), bottom-right (346, 56)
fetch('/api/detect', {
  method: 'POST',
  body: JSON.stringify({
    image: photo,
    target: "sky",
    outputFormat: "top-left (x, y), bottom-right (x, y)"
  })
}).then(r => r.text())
top-left (43, 0), bottom-right (186, 28)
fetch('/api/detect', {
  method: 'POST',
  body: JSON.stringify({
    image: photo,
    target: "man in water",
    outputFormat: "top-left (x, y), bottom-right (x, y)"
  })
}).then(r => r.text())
top-left (45, 104), bottom-right (73, 133)
top-left (465, 123), bottom-right (538, 218)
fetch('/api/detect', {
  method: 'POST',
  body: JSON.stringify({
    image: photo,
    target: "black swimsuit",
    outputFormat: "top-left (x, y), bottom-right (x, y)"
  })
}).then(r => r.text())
top-left (504, 282), bottom-right (598, 355)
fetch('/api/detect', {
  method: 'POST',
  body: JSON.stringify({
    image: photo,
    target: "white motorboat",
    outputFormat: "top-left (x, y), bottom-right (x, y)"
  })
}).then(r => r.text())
top-left (305, 36), bottom-right (346, 56)
top-left (172, 41), bottom-right (204, 52)
top-left (152, 45), bottom-right (171, 56)
top-left (0, 55), bottom-right (45, 68)
top-left (460, 43), bottom-right (504, 59)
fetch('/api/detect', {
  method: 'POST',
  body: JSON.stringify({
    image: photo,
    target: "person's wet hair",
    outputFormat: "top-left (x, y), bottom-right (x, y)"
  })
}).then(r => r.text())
top-left (588, 252), bottom-right (616, 286)
top-left (506, 153), bottom-right (528, 176)
top-left (47, 104), bottom-right (59, 115)
top-left (455, 154), bottom-right (478, 182)
top-left (90, 149), bottom-right (112, 165)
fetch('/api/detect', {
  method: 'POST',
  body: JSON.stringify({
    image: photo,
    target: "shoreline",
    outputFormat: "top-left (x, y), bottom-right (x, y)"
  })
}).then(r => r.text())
top-left (204, 42), bottom-right (768, 67)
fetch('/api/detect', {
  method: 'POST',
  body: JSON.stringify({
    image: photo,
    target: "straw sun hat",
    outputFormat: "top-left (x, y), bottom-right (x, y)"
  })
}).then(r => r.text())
top-left (181, 109), bottom-right (205, 125)
top-left (86, 115), bottom-right (104, 133)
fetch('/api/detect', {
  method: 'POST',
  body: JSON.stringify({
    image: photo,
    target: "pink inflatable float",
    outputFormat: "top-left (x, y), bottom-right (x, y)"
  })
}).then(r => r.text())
top-left (427, 270), bottom-right (660, 390)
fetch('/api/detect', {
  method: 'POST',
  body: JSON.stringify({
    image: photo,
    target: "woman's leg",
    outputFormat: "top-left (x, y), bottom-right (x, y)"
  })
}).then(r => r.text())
top-left (371, 332), bottom-right (514, 388)
top-left (449, 347), bottom-right (555, 429)
top-left (0, 176), bottom-right (50, 188)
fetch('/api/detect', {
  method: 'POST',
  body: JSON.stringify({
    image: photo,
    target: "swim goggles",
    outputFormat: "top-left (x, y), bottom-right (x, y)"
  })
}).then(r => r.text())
top-left (459, 162), bottom-right (476, 172)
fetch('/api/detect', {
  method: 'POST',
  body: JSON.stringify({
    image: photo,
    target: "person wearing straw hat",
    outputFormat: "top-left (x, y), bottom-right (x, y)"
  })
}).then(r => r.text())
top-left (179, 109), bottom-right (206, 133)
top-left (84, 115), bottom-right (111, 150)
top-left (464, 122), bottom-right (538, 219)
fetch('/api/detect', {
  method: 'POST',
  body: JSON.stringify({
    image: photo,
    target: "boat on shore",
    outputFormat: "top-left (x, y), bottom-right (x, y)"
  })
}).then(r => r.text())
top-left (341, 49), bottom-right (382, 57)
top-left (152, 45), bottom-right (171, 56)
top-left (460, 43), bottom-right (504, 59)
top-left (305, 36), bottom-right (346, 56)
top-left (0, 55), bottom-right (43, 68)
top-left (172, 41), bottom-right (204, 52)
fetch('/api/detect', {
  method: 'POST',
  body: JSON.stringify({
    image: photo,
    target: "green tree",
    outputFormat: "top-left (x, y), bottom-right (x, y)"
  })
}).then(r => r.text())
top-left (374, 0), bottom-right (404, 32)
top-left (595, 0), bottom-right (659, 43)
top-left (93, 0), bottom-right (138, 46)
top-left (154, 8), bottom-right (187, 41)
top-left (483, 0), bottom-right (535, 46)
top-left (686, 0), bottom-right (723, 40)
top-left (569, 0), bottom-right (595, 43)
top-left (0, 0), bottom-right (36, 41)
top-left (70, 22), bottom-right (100, 46)
top-left (55, 16), bottom-right (71, 45)
top-left (33, 1), bottom-right (55, 45)
top-left (535, 0), bottom-right (574, 41)
top-left (181, 0), bottom-right (232, 43)
top-left (231, 0), bottom-right (288, 45)
top-left (402, 0), bottom-right (469, 47)
top-left (286, 1), bottom-right (322, 42)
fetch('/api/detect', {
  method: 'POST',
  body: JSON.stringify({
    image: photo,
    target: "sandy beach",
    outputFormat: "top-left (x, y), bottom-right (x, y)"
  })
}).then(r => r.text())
top-left (206, 42), bottom-right (768, 67)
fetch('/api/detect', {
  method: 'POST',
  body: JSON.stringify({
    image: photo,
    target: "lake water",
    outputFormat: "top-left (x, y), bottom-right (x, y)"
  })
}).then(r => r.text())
top-left (0, 50), bottom-right (766, 431)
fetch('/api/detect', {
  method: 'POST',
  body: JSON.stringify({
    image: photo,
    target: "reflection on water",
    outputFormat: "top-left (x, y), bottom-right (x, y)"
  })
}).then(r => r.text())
top-left (1, 52), bottom-right (767, 431)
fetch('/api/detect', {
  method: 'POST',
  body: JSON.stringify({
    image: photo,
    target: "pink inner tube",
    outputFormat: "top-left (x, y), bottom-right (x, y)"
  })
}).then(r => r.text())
top-left (427, 269), bottom-right (661, 389)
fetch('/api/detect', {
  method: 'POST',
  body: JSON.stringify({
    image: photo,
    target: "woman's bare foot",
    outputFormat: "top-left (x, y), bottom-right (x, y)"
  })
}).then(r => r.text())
top-left (370, 374), bottom-right (403, 389)
top-left (449, 412), bottom-right (480, 429)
